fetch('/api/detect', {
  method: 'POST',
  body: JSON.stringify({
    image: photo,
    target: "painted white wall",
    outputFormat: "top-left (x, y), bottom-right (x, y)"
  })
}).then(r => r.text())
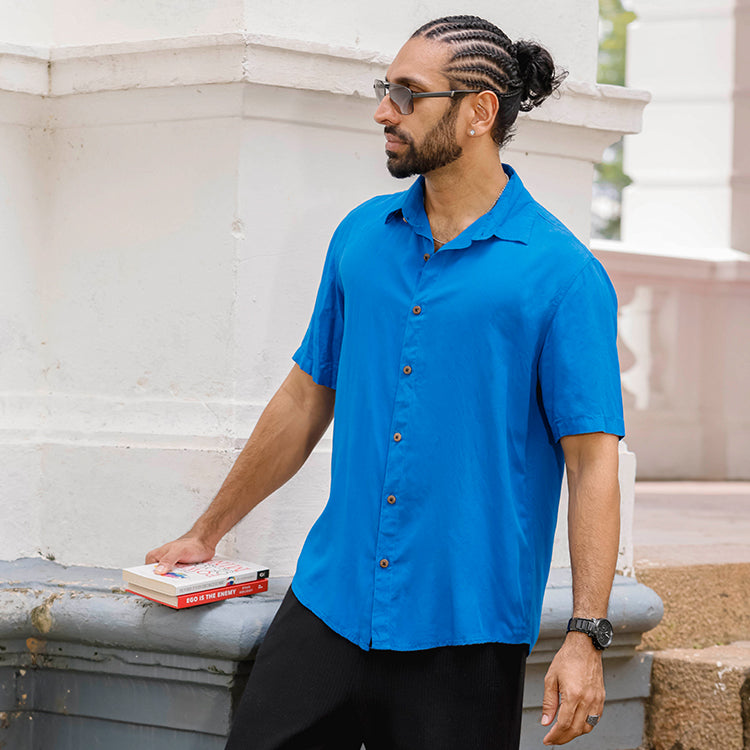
top-left (0, 0), bottom-right (599, 82)
top-left (0, 2), bottom-right (646, 572)
top-left (624, 0), bottom-right (750, 254)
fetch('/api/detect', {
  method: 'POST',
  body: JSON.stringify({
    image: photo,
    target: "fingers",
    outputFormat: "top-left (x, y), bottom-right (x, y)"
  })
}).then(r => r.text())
top-left (144, 545), bottom-right (178, 574)
top-left (144, 538), bottom-right (215, 574)
top-left (542, 692), bottom-right (605, 745)
top-left (144, 546), bottom-right (165, 566)
top-left (540, 672), bottom-right (560, 728)
top-left (542, 702), bottom-right (587, 745)
top-left (153, 553), bottom-right (180, 575)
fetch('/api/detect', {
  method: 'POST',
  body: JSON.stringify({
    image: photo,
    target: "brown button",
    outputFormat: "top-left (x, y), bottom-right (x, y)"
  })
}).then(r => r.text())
top-left (412, 305), bottom-right (422, 315)
top-left (379, 559), bottom-right (389, 568)
top-left (423, 253), bottom-right (430, 262)
top-left (393, 432), bottom-right (402, 442)
top-left (387, 495), bottom-right (396, 505)
top-left (402, 365), bottom-right (412, 375)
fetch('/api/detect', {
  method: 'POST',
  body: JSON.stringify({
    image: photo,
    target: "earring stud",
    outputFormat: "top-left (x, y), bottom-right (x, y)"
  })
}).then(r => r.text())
top-left (470, 129), bottom-right (476, 136)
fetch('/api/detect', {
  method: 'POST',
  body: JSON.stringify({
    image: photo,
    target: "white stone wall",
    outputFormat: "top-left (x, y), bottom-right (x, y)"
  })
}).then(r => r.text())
top-left (616, 0), bottom-right (750, 479)
top-left (0, 1), bottom-right (647, 572)
top-left (624, 0), bottom-right (750, 254)
top-left (0, 0), bottom-right (599, 81)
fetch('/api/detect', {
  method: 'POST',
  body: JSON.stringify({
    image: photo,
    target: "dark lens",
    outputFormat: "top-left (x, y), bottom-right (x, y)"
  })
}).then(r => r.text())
top-left (373, 80), bottom-right (386, 102)
top-left (389, 84), bottom-right (413, 115)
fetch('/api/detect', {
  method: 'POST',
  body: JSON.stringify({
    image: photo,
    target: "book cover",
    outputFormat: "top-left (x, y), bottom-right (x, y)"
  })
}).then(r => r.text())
top-left (123, 556), bottom-right (269, 596)
top-left (126, 577), bottom-right (269, 609)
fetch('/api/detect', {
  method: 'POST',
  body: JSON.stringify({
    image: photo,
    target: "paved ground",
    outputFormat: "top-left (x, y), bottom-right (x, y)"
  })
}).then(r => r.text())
top-left (633, 481), bottom-right (750, 567)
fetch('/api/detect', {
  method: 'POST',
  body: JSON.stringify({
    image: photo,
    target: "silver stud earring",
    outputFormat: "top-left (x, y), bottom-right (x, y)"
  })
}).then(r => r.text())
top-left (470, 129), bottom-right (476, 136)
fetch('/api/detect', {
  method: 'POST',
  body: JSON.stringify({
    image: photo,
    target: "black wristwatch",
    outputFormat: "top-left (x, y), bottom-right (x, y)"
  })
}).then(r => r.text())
top-left (566, 617), bottom-right (613, 650)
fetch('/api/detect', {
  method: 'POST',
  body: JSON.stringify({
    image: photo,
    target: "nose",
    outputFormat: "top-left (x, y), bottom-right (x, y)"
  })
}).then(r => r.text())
top-left (374, 93), bottom-right (401, 126)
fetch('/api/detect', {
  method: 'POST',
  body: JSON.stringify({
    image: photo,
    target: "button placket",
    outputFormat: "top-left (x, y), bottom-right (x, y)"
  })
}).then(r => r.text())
top-left (371, 246), bottom-right (438, 647)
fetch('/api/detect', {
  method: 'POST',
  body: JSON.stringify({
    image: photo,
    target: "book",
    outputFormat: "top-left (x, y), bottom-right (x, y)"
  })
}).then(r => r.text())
top-left (123, 556), bottom-right (270, 597)
top-left (126, 577), bottom-right (269, 609)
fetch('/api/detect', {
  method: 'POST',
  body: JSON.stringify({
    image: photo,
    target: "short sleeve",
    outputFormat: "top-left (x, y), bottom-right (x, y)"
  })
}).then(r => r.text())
top-left (538, 258), bottom-right (625, 442)
top-left (292, 228), bottom-right (346, 389)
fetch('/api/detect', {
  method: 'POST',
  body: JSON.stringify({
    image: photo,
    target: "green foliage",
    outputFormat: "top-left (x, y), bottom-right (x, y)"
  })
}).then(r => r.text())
top-left (598, 0), bottom-right (636, 86)
top-left (592, 0), bottom-right (636, 240)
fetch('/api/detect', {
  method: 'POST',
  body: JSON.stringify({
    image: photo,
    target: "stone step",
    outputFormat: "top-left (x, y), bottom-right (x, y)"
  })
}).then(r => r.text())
top-left (643, 642), bottom-right (750, 750)
top-left (635, 563), bottom-right (750, 651)
top-left (633, 482), bottom-right (750, 650)
top-left (633, 483), bottom-right (750, 749)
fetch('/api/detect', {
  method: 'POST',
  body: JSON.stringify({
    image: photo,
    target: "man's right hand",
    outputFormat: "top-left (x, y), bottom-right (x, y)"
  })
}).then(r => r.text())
top-left (145, 536), bottom-right (216, 575)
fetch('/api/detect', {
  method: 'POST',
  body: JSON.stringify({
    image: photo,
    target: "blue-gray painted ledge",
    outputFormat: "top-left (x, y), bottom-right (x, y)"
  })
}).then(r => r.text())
top-left (0, 559), bottom-right (663, 750)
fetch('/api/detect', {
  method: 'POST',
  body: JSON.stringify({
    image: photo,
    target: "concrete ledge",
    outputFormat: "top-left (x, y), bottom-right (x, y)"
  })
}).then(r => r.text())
top-left (0, 558), bottom-right (289, 660)
top-left (0, 558), bottom-right (663, 749)
top-left (0, 559), bottom-right (289, 748)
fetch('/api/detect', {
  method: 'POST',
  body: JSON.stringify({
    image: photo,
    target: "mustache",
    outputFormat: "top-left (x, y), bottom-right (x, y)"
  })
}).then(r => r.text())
top-left (384, 126), bottom-right (413, 145)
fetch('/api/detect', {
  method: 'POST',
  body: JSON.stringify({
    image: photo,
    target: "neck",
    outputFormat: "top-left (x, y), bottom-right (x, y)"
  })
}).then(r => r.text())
top-left (422, 154), bottom-right (508, 243)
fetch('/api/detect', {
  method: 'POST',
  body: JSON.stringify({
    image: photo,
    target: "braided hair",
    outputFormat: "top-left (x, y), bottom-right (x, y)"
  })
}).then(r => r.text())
top-left (412, 15), bottom-right (567, 148)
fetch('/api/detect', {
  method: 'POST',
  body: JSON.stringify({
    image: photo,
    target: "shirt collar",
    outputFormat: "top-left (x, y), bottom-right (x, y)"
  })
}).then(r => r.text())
top-left (385, 163), bottom-right (535, 248)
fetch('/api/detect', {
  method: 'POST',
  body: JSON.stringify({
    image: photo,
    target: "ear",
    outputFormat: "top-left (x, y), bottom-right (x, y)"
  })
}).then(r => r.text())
top-left (467, 90), bottom-right (499, 138)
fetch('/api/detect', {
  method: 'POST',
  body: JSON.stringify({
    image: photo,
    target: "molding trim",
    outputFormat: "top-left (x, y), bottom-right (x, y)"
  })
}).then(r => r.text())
top-left (0, 34), bottom-right (650, 143)
top-left (0, 392), bottom-right (337, 451)
top-left (592, 240), bottom-right (750, 283)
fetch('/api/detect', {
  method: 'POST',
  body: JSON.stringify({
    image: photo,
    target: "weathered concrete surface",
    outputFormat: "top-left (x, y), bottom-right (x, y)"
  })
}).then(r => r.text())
top-left (635, 563), bottom-right (750, 651)
top-left (644, 643), bottom-right (750, 750)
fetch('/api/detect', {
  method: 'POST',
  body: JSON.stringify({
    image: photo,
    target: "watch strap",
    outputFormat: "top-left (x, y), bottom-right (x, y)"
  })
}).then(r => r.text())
top-left (567, 617), bottom-right (611, 650)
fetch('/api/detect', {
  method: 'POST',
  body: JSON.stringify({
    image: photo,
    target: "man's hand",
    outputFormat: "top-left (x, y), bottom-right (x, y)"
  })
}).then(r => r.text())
top-left (540, 632), bottom-right (605, 745)
top-left (145, 535), bottom-right (216, 575)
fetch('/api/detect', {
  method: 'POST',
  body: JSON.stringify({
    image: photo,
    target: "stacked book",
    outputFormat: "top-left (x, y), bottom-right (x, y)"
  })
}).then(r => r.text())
top-left (123, 556), bottom-right (270, 609)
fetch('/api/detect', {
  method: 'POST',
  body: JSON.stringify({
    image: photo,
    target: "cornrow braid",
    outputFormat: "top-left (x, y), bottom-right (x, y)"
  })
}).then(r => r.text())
top-left (411, 15), bottom-right (567, 148)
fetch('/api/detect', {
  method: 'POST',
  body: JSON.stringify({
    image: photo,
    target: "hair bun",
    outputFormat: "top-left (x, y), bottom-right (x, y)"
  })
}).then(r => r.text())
top-left (512, 39), bottom-right (567, 111)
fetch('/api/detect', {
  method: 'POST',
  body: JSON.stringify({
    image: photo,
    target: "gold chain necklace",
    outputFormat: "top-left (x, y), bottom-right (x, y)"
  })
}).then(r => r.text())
top-left (430, 178), bottom-right (508, 248)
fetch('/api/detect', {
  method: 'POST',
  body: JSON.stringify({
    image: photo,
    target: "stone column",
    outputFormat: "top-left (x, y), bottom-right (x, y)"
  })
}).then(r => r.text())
top-left (0, 0), bottom-right (648, 572)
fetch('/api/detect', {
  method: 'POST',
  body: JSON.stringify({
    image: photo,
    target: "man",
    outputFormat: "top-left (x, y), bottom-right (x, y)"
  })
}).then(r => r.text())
top-left (147, 15), bottom-right (624, 749)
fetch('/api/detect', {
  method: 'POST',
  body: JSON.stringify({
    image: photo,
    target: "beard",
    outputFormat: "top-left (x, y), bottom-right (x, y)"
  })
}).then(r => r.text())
top-left (385, 101), bottom-right (463, 179)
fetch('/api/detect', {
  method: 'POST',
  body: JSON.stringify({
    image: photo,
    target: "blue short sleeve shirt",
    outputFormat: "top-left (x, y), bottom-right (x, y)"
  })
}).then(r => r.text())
top-left (291, 165), bottom-right (624, 651)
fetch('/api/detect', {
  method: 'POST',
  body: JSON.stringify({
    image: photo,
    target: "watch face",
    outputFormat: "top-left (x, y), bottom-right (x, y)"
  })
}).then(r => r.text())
top-left (595, 618), bottom-right (613, 648)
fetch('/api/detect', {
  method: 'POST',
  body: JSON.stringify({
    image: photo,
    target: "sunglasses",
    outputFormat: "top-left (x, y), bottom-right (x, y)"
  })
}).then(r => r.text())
top-left (374, 79), bottom-right (481, 115)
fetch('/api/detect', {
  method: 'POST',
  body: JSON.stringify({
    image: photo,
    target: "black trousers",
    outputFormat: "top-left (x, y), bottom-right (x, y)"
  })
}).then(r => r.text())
top-left (225, 590), bottom-right (527, 750)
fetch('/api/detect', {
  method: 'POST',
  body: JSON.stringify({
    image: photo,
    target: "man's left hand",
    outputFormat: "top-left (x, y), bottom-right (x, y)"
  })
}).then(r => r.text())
top-left (540, 632), bottom-right (605, 745)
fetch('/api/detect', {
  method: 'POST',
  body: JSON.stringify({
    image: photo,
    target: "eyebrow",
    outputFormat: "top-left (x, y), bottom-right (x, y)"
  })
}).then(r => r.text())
top-left (386, 75), bottom-right (432, 90)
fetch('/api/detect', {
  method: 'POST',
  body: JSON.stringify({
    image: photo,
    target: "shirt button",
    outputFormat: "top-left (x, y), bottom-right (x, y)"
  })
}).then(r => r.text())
top-left (412, 305), bottom-right (422, 315)
top-left (402, 365), bottom-right (412, 375)
top-left (387, 495), bottom-right (396, 505)
top-left (393, 432), bottom-right (402, 442)
top-left (423, 253), bottom-right (430, 262)
top-left (379, 559), bottom-right (389, 568)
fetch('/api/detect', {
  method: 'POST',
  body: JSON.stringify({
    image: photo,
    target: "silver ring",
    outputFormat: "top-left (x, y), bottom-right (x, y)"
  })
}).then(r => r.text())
top-left (586, 715), bottom-right (600, 727)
